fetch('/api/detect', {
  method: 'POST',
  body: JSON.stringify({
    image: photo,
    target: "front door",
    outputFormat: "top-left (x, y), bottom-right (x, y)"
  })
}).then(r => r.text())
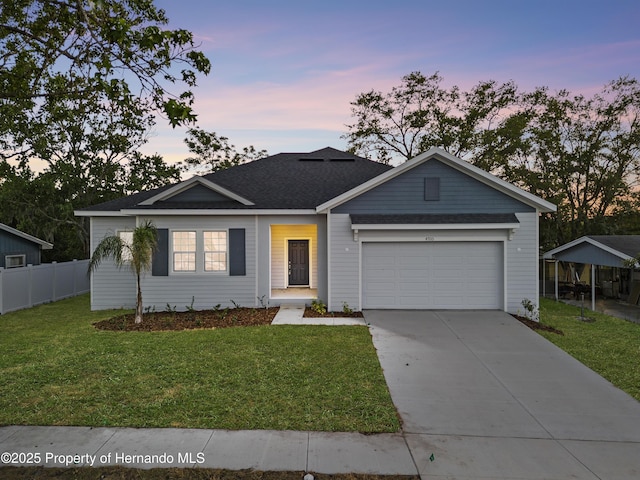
top-left (288, 240), bottom-right (309, 286)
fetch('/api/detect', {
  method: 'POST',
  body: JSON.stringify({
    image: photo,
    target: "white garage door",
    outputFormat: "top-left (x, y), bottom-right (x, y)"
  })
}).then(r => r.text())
top-left (362, 242), bottom-right (503, 309)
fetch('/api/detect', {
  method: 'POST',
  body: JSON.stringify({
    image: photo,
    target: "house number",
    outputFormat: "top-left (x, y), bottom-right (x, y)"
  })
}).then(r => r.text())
top-left (425, 236), bottom-right (435, 241)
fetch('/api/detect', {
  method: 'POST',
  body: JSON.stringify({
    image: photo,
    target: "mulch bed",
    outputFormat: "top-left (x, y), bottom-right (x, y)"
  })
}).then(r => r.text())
top-left (93, 307), bottom-right (279, 332)
top-left (304, 308), bottom-right (364, 318)
top-left (513, 315), bottom-right (564, 335)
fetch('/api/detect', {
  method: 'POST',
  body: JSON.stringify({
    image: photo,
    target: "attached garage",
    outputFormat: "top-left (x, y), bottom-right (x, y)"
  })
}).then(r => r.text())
top-left (318, 148), bottom-right (557, 314)
top-left (362, 241), bottom-right (503, 309)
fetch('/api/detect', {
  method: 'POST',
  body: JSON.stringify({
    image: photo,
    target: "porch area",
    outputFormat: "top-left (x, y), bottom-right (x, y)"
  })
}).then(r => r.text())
top-left (271, 287), bottom-right (318, 300)
top-left (270, 224), bottom-right (318, 302)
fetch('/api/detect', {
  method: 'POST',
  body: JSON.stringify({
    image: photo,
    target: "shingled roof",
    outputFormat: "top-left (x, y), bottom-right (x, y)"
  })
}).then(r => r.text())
top-left (80, 147), bottom-right (392, 212)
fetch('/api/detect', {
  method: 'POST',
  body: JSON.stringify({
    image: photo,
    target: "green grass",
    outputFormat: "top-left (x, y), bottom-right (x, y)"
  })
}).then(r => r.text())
top-left (539, 297), bottom-right (640, 401)
top-left (0, 295), bottom-right (400, 433)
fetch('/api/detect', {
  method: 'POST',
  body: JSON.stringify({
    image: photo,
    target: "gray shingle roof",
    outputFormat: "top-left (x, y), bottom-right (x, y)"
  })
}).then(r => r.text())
top-left (586, 235), bottom-right (640, 258)
top-left (81, 147), bottom-right (392, 212)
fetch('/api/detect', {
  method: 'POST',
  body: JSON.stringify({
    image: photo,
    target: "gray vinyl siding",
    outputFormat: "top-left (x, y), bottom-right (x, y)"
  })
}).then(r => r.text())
top-left (327, 159), bottom-right (542, 314)
top-left (327, 212), bottom-right (541, 314)
top-left (333, 159), bottom-right (535, 214)
top-left (328, 214), bottom-right (360, 311)
top-left (90, 215), bottom-right (257, 311)
top-left (0, 231), bottom-right (42, 267)
top-left (506, 212), bottom-right (540, 313)
top-left (141, 216), bottom-right (256, 310)
top-left (90, 217), bottom-right (137, 310)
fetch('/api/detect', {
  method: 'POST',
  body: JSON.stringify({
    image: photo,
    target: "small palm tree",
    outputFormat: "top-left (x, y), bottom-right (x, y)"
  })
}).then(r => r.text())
top-left (89, 220), bottom-right (158, 324)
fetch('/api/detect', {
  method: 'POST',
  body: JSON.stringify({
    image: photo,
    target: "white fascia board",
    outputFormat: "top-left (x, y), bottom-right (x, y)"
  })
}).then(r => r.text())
top-left (120, 209), bottom-right (318, 216)
top-left (316, 147), bottom-right (557, 213)
top-left (351, 222), bottom-right (520, 231)
top-left (139, 176), bottom-right (254, 206)
top-left (0, 223), bottom-right (54, 249)
top-left (543, 236), bottom-right (589, 258)
top-left (74, 210), bottom-right (128, 217)
top-left (544, 236), bottom-right (633, 261)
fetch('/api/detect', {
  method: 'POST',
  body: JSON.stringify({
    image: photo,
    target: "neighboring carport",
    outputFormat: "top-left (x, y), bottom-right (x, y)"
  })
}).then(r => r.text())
top-left (543, 235), bottom-right (640, 311)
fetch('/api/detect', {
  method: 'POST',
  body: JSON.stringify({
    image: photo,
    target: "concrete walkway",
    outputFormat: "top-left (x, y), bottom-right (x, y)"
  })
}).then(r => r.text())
top-left (270, 303), bottom-right (367, 325)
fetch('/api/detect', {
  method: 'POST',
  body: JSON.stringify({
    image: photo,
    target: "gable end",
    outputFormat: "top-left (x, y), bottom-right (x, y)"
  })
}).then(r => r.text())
top-left (333, 159), bottom-right (535, 214)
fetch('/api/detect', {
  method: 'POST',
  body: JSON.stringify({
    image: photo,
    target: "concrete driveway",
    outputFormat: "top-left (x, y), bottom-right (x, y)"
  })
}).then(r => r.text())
top-left (366, 310), bottom-right (640, 480)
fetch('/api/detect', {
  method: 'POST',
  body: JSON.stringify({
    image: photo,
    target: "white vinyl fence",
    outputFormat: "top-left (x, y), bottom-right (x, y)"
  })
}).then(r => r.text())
top-left (0, 260), bottom-right (90, 314)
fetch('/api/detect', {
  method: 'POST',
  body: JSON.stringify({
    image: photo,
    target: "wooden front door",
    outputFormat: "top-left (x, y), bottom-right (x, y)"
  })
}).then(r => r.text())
top-left (288, 240), bottom-right (309, 286)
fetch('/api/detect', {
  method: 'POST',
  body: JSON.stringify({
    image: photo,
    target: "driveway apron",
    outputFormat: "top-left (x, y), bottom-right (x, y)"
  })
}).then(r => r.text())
top-left (366, 310), bottom-right (640, 480)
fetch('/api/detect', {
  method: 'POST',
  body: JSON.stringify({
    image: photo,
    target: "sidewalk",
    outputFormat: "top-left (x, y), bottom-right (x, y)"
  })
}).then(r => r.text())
top-left (0, 426), bottom-right (418, 475)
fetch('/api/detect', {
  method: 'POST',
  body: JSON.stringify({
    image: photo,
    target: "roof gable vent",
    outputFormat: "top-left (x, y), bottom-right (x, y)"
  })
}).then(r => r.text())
top-left (329, 158), bottom-right (355, 162)
top-left (298, 158), bottom-right (324, 162)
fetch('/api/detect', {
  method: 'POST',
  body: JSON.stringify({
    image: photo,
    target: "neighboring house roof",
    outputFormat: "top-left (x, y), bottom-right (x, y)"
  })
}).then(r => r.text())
top-left (0, 223), bottom-right (53, 249)
top-left (316, 147), bottom-right (557, 213)
top-left (544, 235), bottom-right (640, 268)
top-left (77, 147), bottom-right (392, 215)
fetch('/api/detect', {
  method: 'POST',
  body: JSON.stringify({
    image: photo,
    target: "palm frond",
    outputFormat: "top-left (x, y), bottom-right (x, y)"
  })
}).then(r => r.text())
top-left (89, 235), bottom-right (127, 272)
top-left (131, 221), bottom-right (158, 273)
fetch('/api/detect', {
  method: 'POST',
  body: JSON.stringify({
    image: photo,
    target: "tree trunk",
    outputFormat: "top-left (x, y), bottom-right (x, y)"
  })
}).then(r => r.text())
top-left (135, 272), bottom-right (143, 324)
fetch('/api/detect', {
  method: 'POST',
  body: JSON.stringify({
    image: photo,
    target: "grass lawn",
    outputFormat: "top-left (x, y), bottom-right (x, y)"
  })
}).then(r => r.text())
top-left (538, 297), bottom-right (640, 402)
top-left (0, 295), bottom-right (400, 433)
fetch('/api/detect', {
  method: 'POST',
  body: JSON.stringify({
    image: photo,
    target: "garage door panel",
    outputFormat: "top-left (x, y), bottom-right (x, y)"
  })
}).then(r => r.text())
top-left (363, 242), bottom-right (502, 309)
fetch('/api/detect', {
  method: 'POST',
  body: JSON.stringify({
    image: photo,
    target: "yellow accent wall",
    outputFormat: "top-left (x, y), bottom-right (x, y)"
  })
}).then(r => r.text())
top-left (270, 224), bottom-right (317, 288)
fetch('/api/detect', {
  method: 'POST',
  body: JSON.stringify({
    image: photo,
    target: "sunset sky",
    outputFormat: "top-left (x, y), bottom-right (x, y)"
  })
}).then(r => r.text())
top-left (147, 0), bottom-right (640, 164)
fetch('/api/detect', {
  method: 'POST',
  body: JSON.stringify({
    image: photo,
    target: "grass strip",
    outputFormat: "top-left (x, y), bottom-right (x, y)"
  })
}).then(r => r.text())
top-left (538, 297), bottom-right (640, 401)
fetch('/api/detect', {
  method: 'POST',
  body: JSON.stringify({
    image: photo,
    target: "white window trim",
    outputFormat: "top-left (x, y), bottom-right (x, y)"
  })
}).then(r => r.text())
top-left (171, 230), bottom-right (197, 273)
top-left (204, 230), bottom-right (228, 273)
top-left (283, 236), bottom-right (313, 288)
top-left (5, 254), bottom-right (26, 268)
top-left (170, 229), bottom-right (228, 275)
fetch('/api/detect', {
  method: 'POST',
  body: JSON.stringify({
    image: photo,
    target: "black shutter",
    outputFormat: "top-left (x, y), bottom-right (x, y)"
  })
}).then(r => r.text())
top-left (152, 229), bottom-right (169, 276)
top-left (229, 228), bottom-right (246, 276)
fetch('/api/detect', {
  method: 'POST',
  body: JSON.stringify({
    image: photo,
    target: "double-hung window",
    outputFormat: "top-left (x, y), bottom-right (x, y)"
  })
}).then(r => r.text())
top-left (204, 231), bottom-right (227, 272)
top-left (172, 231), bottom-right (197, 272)
top-left (171, 230), bottom-right (227, 273)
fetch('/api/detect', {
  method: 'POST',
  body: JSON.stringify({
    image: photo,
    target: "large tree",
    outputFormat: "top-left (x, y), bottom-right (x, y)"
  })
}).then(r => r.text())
top-left (0, 0), bottom-right (211, 141)
top-left (0, 0), bottom-right (209, 259)
top-left (345, 72), bottom-right (640, 248)
top-left (178, 128), bottom-right (268, 175)
top-left (344, 71), bottom-right (520, 164)
top-left (525, 78), bottom-right (640, 244)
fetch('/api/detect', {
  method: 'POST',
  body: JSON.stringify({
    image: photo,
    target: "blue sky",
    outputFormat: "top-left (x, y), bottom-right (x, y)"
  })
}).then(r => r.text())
top-left (146, 0), bottom-right (640, 163)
